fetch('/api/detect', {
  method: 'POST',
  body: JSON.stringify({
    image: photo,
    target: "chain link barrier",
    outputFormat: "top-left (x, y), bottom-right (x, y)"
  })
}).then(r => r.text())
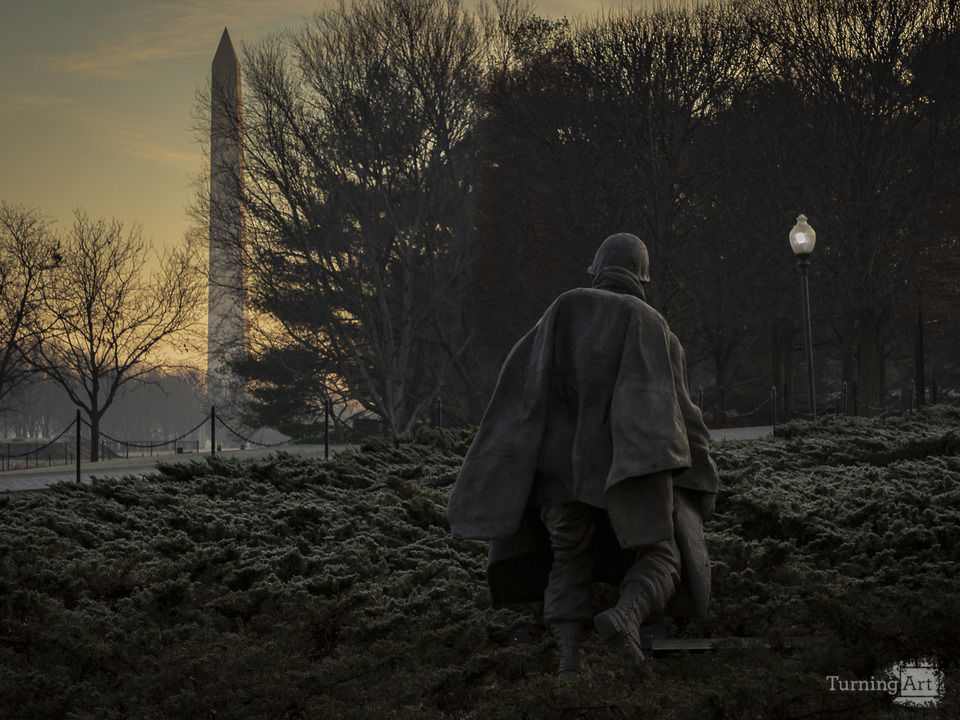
top-left (88, 416), bottom-right (209, 452)
top-left (718, 393), bottom-right (773, 420)
top-left (214, 414), bottom-right (295, 448)
top-left (2, 417), bottom-right (78, 462)
top-left (694, 381), bottom-right (960, 425)
top-left (4, 385), bottom-right (959, 475)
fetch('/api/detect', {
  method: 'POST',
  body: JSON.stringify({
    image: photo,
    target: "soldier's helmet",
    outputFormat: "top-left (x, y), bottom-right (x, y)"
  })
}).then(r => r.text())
top-left (587, 232), bottom-right (651, 283)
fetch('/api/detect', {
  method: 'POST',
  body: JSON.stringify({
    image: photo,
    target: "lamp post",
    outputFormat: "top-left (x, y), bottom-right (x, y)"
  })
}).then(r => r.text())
top-left (790, 214), bottom-right (817, 419)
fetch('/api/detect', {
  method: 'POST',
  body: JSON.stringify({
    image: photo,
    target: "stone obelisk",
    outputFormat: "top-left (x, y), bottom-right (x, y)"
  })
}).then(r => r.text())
top-left (208, 28), bottom-right (245, 414)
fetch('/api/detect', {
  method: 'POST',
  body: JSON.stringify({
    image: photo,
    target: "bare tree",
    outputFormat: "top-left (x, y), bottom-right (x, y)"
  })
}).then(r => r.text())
top-left (0, 202), bottom-right (60, 411)
top-left (26, 210), bottom-right (203, 460)
top-left (472, 3), bottom-right (756, 402)
top-left (577, 3), bottom-right (758, 390)
top-left (223, 0), bottom-right (490, 433)
top-left (747, 0), bottom-right (960, 414)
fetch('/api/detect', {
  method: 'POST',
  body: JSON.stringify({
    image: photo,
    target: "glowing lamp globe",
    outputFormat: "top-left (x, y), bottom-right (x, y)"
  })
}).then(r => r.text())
top-left (789, 214), bottom-right (816, 255)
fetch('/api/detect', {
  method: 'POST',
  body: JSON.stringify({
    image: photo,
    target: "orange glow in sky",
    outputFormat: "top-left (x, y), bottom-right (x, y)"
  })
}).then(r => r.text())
top-left (0, 0), bottom-right (664, 257)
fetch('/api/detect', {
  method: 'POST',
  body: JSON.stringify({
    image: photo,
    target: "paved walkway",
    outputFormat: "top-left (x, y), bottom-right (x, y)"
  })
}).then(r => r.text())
top-left (1, 427), bottom-right (773, 494)
top-left (0, 444), bottom-right (340, 493)
top-left (709, 425), bottom-right (773, 442)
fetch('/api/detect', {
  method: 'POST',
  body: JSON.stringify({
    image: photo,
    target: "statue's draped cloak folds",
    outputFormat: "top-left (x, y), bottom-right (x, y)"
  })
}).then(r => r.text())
top-left (447, 287), bottom-right (719, 615)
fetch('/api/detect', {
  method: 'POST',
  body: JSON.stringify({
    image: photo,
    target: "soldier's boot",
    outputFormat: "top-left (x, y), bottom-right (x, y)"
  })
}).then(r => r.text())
top-left (596, 537), bottom-right (681, 662)
top-left (550, 622), bottom-right (582, 680)
top-left (593, 582), bottom-right (652, 662)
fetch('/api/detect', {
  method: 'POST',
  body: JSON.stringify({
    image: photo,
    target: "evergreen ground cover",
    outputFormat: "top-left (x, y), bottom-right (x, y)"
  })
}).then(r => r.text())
top-left (2, 408), bottom-right (959, 718)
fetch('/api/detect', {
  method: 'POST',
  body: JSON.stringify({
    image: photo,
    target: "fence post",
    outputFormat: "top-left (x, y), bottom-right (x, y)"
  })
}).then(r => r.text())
top-left (771, 386), bottom-right (777, 430)
top-left (324, 400), bottom-right (330, 460)
top-left (75, 409), bottom-right (81, 484)
top-left (211, 406), bottom-right (217, 456)
top-left (932, 378), bottom-right (939, 405)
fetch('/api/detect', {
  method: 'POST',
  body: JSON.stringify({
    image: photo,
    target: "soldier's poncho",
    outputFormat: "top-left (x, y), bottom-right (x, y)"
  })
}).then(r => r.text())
top-left (447, 284), bottom-right (719, 615)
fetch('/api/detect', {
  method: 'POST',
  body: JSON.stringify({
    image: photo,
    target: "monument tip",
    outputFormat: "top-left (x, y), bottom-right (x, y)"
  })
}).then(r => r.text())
top-left (213, 27), bottom-right (239, 73)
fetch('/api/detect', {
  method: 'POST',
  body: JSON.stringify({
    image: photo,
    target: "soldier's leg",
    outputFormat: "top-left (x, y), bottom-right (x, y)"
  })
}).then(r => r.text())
top-left (540, 502), bottom-right (596, 678)
top-left (594, 536), bottom-right (681, 660)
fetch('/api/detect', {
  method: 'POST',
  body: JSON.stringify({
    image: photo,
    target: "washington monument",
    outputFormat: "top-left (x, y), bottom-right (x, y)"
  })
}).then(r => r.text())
top-left (208, 28), bottom-right (246, 410)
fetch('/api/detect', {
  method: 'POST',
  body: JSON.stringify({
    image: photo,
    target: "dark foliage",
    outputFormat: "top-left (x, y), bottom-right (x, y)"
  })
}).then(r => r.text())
top-left (2, 412), bottom-right (959, 717)
top-left (471, 0), bottom-right (960, 419)
top-left (232, 345), bottom-right (329, 437)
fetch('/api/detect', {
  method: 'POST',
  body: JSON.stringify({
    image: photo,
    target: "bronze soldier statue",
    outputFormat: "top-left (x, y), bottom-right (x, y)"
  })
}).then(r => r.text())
top-left (447, 233), bottom-right (719, 679)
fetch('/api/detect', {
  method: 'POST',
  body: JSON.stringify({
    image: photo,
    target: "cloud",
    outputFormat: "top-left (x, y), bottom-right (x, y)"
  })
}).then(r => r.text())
top-left (45, 0), bottom-right (322, 79)
top-left (56, 102), bottom-right (200, 174)
top-left (42, 0), bottom-right (667, 80)
top-left (0, 93), bottom-right (76, 115)
top-left (109, 126), bottom-right (199, 174)
top-left (122, 136), bottom-right (200, 173)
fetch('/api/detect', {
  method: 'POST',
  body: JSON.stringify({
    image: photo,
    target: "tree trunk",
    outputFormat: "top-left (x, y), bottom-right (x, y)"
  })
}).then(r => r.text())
top-left (89, 410), bottom-right (100, 462)
top-left (771, 317), bottom-right (794, 421)
top-left (915, 301), bottom-right (926, 407)
top-left (840, 314), bottom-right (857, 415)
top-left (713, 350), bottom-right (727, 424)
top-left (857, 310), bottom-right (887, 416)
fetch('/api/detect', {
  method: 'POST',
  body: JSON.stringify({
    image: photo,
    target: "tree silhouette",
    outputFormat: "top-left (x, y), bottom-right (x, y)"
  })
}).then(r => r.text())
top-left (0, 202), bottom-right (60, 411)
top-left (222, 0), bottom-right (491, 433)
top-left (26, 211), bottom-right (202, 460)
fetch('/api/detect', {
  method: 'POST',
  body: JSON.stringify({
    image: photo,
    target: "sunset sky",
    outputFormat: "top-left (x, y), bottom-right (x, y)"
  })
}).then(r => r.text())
top-left (0, 0), bottom-right (643, 257)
